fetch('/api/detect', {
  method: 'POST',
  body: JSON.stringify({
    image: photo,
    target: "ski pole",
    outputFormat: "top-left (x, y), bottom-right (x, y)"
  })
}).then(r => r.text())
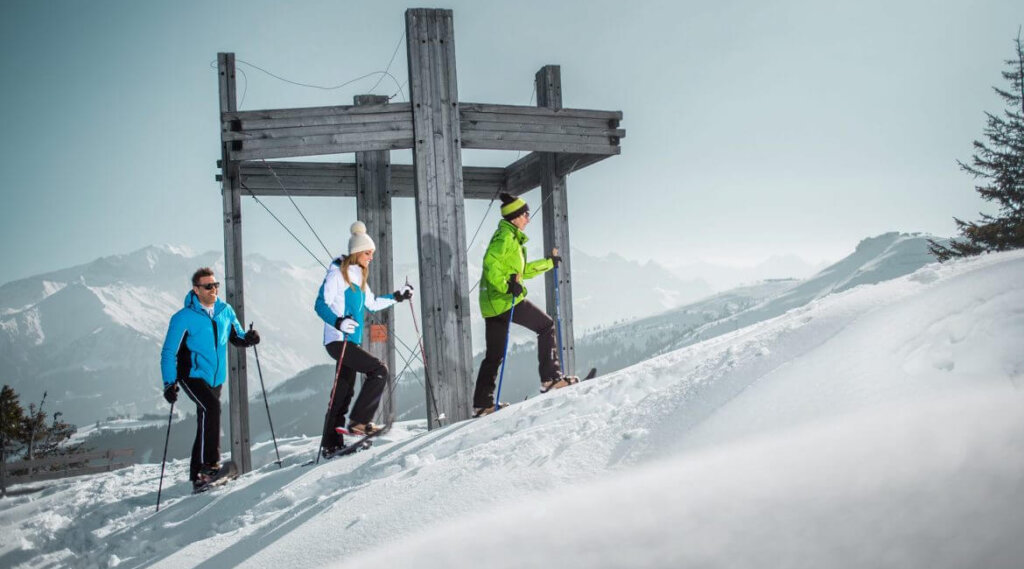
top-left (155, 398), bottom-right (175, 513)
top-left (494, 277), bottom-right (519, 411)
top-left (551, 247), bottom-right (567, 375)
top-left (316, 335), bottom-right (348, 464)
top-left (407, 278), bottom-right (445, 424)
top-left (250, 323), bottom-right (281, 468)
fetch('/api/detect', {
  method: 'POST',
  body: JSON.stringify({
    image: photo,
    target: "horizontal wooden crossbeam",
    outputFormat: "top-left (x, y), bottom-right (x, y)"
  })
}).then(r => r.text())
top-left (504, 152), bottom-right (612, 196)
top-left (231, 150), bottom-right (606, 200)
top-left (236, 161), bottom-right (507, 199)
top-left (223, 102), bottom-right (623, 159)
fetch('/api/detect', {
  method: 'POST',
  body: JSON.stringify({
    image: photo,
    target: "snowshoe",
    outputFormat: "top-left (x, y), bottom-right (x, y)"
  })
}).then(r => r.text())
top-left (192, 461), bottom-right (238, 494)
top-left (345, 422), bottom-right (383, 437)
top-left (540, 375), bottom-right (580, 393)
top-left (473, 402), bottom-right (509, 417)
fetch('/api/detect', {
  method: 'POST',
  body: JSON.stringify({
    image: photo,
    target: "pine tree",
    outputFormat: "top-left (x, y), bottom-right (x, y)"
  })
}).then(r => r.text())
top-left (1, 385), bottom-right (26, 460)
top-left (929, 32), bottom-right (1024, 261)
top-left (1, 386), bottom-right (85, 465)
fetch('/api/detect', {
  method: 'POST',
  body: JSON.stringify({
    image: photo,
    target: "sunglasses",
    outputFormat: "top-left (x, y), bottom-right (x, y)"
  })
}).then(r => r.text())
top-left (195, 282), bottom-right (220, 291)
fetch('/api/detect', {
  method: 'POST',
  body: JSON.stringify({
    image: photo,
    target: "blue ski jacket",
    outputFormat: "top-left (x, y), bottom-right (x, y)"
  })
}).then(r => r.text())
top-left (314, 257), bottom-right (396, 346)
top-left (160, 291), bottom-right (246, 389)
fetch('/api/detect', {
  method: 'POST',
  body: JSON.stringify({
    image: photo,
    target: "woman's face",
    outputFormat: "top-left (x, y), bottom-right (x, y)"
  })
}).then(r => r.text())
top-left (356, 249), bottom-right (375, 268)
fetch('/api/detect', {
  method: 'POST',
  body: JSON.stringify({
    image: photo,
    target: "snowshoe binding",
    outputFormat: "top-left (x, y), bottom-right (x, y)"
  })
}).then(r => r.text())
top-left (192, 461), bottom-right (238, 494)
top-left (473, 402), bottom-right (509, 418)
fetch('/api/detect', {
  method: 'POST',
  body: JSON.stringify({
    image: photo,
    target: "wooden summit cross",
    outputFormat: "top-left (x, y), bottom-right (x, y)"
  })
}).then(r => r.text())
top-left (216, 8), bottom-right (624, 472)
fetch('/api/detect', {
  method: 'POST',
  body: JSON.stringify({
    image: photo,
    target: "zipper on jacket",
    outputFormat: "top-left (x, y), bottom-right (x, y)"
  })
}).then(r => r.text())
top-left (210, 317), bottom-right (220, 384)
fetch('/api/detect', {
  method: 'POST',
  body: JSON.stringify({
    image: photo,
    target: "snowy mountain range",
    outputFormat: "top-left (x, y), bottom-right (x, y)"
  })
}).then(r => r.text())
top-left (0, 243), bottom-right (705, 426)
top-left (670, 253), bottom-right (829, 291)
top-left (0, 246), bottom-right (326, 425)
top-left (2, 244), bottom-right (1019, 569)
top-left (71, 231), bottom-right (948, 461)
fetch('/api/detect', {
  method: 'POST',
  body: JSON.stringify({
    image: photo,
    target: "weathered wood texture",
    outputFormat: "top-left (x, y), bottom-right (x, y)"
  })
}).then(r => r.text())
top-left (236, 161), bottom-right (507, 199)
top-left (218, 52), bottom-right (252, 474)
top-left (407, 8), bottom-right (475, 426)
top-left (353, 95), bottom-right (398, 429)
top-left (222, 99), bottom-right (621, 159)
top-left (536, 66), bottom-right (577, 377)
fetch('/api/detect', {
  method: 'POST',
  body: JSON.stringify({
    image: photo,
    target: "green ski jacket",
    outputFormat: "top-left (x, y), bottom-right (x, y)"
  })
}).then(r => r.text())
top-left (479, 219), bottom-right (554, 318)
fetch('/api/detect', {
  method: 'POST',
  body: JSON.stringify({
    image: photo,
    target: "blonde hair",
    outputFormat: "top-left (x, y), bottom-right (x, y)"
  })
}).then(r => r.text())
top-left (339, 254), bottom-right (368, 292)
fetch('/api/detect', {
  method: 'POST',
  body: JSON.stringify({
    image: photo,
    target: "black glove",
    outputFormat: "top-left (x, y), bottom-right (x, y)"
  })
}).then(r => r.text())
top-left (549, 255), bottom-right (562, 267)
top-left (392, 283), bottom-right (415, 302)
top-left (163, 383), bottom-right (179, 404)
top-left (244, 329), bottom-right (260, 347)
top-left (507, 276), bottom-right (523, 297)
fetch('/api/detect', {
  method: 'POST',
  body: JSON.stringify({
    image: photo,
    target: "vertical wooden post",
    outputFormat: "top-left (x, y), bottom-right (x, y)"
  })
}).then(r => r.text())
top-left (536, 65), bottom-right (577, 376)
top-left (217, 52), bottom-right (252, 473)
top-left (406, 9), bottom-right (474, 426)
top-left (354, 94), bottom-right (397, 428)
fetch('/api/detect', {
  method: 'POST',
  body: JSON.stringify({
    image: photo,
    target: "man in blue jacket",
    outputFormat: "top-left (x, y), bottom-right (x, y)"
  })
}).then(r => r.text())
top-left (160, 267), bottom-right (259, 490)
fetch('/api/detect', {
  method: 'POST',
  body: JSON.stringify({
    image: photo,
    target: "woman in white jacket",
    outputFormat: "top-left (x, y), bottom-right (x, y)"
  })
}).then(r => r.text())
top-left (314, 222), bottom-right (413, 456)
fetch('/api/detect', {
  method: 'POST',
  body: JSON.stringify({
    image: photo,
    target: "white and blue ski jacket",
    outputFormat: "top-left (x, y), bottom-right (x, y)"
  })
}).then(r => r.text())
top-left (314, 258), bottom-right (396, 346)
top-left (160, 291), bottom-right (246, 389)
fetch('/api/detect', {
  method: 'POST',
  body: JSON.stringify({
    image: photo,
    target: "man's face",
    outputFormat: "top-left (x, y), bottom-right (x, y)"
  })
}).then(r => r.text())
top-left (193, 275), bottom-right (220, 306)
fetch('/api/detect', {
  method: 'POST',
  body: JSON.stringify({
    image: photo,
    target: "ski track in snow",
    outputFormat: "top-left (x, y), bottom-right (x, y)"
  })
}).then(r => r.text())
top-left (1, 251), bottom-right (1022, 568)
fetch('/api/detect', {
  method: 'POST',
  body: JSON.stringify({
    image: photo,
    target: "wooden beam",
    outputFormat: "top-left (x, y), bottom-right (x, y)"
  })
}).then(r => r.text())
top-left (461, 132), bottom-right (620, 154)
top-left (353, 94), bottom-right (398, 430)
top-left (225, 101), bottom-right (411, 122)
top-left (536, 65), bottom-right (577, 377)
top-left (407, 8), bottom-right (475, 427)
top-left (236, 162), bottom-right (505, 199)
top-left (218, 52), bottom-right (252, 474)
top-left (504, 152), bottom-right (614, 196)
top-left (461, 111), bottom-right (617, 130)
top-left (460, 102), bottom-right (622, 121)
top-left (231, 133), bottom-right (415, 161)
top-left (462, 120), bottom-right (624, 137)
top-left (223, 119), bottom-right (413, 142)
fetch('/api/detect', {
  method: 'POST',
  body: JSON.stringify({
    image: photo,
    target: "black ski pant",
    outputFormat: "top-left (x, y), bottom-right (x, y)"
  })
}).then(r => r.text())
top-left (320, 341), bottom-right (388, 450)
top-left (473, 299), bottom-right (561, 408)
top-left (179, 377), bottom-right (222, 482)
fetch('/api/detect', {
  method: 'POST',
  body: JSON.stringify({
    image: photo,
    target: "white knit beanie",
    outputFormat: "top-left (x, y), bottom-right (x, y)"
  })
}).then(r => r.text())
top-left (348, 221), bottom-right (376, 255)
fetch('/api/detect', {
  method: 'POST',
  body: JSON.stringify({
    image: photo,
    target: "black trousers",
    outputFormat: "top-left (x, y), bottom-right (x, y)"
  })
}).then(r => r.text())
top-left (320, 341), bottom-right (388, 450)
top-left (179, 377), bottom-right (222, 482)
top-left (473, 299), bottom-right (561, 408)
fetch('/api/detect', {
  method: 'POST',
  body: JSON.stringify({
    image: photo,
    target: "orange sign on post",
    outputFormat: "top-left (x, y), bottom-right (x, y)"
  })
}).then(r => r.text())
top-left (369, 324), bottom-right (388, 343)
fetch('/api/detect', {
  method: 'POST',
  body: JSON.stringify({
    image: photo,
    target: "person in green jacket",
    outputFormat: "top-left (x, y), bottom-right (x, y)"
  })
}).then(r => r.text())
top-left (472, 193), bottom-right (577, 417)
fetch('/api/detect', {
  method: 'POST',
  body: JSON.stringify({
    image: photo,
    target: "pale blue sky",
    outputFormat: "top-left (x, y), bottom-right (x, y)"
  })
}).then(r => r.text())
top-left (1, 0), bottom-right (1021, 284)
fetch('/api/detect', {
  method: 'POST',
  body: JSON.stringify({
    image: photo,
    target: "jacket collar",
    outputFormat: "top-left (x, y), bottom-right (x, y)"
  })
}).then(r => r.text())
top-left (498, 219), bottom-right (528, 245)
top-left (184, 291), bottom-right (224, 316)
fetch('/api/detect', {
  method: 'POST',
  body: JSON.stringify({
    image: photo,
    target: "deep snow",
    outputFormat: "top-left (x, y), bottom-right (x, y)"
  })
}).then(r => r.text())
top-left (1, 250), bottom-right (1022, 569)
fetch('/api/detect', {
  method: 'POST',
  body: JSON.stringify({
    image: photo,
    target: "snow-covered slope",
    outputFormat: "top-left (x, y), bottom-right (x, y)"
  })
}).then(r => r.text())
top-left (1, 249), bottom-right (1020, 569)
